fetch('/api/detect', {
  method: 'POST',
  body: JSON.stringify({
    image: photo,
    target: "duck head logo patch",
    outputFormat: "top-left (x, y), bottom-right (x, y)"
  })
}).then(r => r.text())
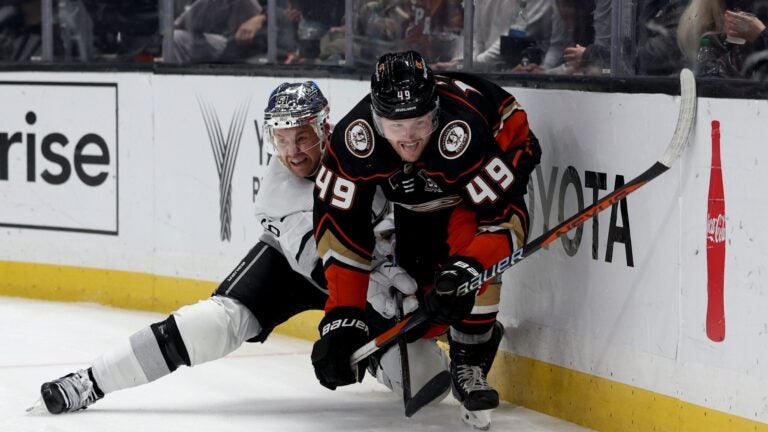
top-left (438, 120), bottom-right (471, 159)
top-left (345, 119), bottom-right (374, 158)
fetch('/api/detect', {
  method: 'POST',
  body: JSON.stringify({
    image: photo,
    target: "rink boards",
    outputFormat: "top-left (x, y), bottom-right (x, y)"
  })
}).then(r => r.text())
top-left (0, 72), bottom-right (766, 432)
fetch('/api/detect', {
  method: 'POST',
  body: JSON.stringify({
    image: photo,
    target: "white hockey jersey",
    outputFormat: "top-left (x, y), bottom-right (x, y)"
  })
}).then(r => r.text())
top-left (255, 158), bottom-right (391, 290)
top-left (254, 158), bottom-right (319, 287)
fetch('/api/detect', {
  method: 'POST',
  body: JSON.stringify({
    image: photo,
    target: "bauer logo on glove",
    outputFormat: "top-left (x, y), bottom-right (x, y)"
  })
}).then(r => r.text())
top-left (321, 318), bottom-right (369, 336)
top-left (435, 257), bottom-right (483, 297)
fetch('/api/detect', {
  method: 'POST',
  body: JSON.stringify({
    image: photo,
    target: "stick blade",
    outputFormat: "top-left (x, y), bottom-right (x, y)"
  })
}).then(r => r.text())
top-left (659, 68), bottom-right (697, 167)
top-left (404, 370), bottom-right (452, 417)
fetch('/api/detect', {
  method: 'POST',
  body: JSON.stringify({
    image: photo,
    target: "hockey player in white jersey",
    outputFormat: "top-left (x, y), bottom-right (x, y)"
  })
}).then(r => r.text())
top-left (35, 81), bottom-right (448, 415)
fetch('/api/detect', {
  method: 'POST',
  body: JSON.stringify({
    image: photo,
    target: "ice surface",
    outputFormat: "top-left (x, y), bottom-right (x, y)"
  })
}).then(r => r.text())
top-left (0, 297), bottom-right (590, 432)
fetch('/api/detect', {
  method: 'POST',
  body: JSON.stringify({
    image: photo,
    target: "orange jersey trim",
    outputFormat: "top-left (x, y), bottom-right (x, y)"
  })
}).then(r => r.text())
top-left (436, 88), bottom-right (488, 125)
top-left (325, 265), bottom-right (369, 311)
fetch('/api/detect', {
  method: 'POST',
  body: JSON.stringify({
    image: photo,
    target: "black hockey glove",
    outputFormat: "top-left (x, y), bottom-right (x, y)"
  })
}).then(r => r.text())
top-left (311, 307), bottom-right (370, 390)
top-left (423, 257), bottom-right (483, 325)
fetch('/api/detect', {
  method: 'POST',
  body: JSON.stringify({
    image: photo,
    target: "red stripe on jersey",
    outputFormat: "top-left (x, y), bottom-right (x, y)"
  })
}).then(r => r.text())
top-left (460, 317), bottom-right (498, 325)
top-left (326, 144), bottom-right (399, 181)
top-left (497, 95), bottom-right (516, 114)
top-left (496, 110), bottom-right (530, 154)
top-left (324, 265), bottom-right (369, 311)
top-left (314, 213), bottom-right (373, 260)
top-left (436, 88), bottom-right (488, 126)
top-left (422, 156), bottom-right (485, 184)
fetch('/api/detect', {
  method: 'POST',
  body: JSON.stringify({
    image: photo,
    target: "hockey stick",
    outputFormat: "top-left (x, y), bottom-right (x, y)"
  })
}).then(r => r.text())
top-left (393, 291), bottom-right (453, 417)
top-left (405, 370), bottom-right (452, 417)
top-left (350, 68), bottom-right (697, 366)
top-left (394, 291), bottom-right (413, 408)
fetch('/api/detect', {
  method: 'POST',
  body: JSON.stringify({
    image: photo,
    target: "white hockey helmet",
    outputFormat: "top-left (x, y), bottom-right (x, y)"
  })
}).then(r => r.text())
top-left (263, 81), bottom-right (330, 158)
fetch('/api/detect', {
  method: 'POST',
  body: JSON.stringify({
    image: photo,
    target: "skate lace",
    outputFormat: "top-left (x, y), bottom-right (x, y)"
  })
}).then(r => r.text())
top-left (55, 370), bottom-right (99, 412)
top-left (455, 364), bottom-right (493, 392)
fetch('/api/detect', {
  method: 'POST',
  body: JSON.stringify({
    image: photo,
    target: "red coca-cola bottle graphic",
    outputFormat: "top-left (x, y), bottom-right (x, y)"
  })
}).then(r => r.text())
top-left (706, 120), bottom-right (726, 342)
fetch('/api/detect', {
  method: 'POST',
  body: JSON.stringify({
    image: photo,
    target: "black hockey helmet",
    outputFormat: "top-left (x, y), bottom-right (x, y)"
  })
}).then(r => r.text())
top-left (370, 50), bottom-right (438, 120)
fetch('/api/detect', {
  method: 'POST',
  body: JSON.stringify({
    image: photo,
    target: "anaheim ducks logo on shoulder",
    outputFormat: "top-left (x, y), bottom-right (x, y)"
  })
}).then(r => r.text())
top-left (344, 119), bottom-right (375, 158)
top-left (438, 120), bottom-right (471, 159)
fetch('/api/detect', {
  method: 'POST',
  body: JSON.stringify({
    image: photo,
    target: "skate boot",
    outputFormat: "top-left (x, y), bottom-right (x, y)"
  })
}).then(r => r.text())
top-left (449, 322), bottom-right (504, 430)
top-left (40, 368), bottom-right (104, 414)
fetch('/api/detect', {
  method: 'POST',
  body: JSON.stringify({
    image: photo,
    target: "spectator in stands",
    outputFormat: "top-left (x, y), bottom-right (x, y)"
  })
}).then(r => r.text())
top-left (431, 0), bottom-right (571, 72)
top-left (560, 0), bottom-right (685, 76)
top-left (503, 0), bottom-right (572, 74)
top-left (399, 0), bottom-right (464, 63)
top-left (283, 0), bottom-right (344, 64)
top-left (435, 0), bottom-right (520, 70)
top-left (677, 0), bottom-right (768, 78)
top-left (723, 5), bottom-right (768, 78)
top-left (0, 0), bottom-right (41, 62)
top-left (84, 0), bottom-right (160, 63)
top-left (632, 0), bottom-right (687, 75)
top-left (351, 0), bottom-right (407, 66)
top-left (464, 0), bottom-right (571, 73)
top-left (725, 8), bottom-right (767, 44)
top-left (561, 0), bottom-right (610, 74)
top-left (173, 0), bottom-right (268, 63)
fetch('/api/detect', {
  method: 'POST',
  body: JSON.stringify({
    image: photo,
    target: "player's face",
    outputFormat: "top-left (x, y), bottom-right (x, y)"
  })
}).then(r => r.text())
top-left (378, 112), bottom-right (435, 162)
top-left (273, 125), bottom-right (323, 177)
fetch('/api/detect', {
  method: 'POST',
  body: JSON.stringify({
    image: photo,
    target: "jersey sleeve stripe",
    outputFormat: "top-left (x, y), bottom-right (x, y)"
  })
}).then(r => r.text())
top-left (490, 98), bottom-right (517, 133)
top-left (478, 201), bottom-right (528, 231)
top-left (495, 109), bottom-right (531, 153)
top-left (460, 316), bottom-right (498, 325)
top-left (327, 144), bottom-right (399, 181)
top-left (320, 250), bottom-right (372, 272)
top-left (315, 213), bottom-right (373, 261)
top-left (437, 88), bottom-right (489, 126)
top-left (423, 156), bottom-right (484, 184)
top-left (470, 304), bottom-right (500, 314)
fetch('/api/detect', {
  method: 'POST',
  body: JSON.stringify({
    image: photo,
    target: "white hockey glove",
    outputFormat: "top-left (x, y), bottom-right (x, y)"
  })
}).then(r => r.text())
top-left (367, 264), bottom-right (419, 319)
top-left (372, 213), bottom-right (395, 264)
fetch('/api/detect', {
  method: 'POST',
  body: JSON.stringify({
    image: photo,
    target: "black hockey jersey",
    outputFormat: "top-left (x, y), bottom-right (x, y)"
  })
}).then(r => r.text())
top-left (314, 72), bottom-right (542, 311)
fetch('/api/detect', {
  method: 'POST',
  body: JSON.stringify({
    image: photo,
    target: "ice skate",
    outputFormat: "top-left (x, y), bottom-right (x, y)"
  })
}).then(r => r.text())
top-left (451, 361), bottom-right (499, 411)
top-left (40, 368), bottom-right (104, 414)
top-left (449, 322), bottom-right (504, 429)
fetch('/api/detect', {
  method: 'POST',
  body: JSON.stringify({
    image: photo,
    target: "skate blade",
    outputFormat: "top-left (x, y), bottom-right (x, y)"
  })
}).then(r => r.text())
top-left (460, 405), bottom-right (492, 430)
top-left (26, 397), bottom-right (47, 415)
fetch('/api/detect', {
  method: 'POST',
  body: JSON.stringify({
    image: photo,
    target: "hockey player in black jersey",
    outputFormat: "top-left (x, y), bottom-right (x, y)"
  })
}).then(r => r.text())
top-left (312, 50), bottom-right (542, 427)
top-left (36, 81), bottom-right (449, 416)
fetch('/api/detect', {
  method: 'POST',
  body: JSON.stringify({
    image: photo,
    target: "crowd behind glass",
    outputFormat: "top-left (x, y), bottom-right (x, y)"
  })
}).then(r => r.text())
top-left (1, 0), bottom-right (766, 81)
